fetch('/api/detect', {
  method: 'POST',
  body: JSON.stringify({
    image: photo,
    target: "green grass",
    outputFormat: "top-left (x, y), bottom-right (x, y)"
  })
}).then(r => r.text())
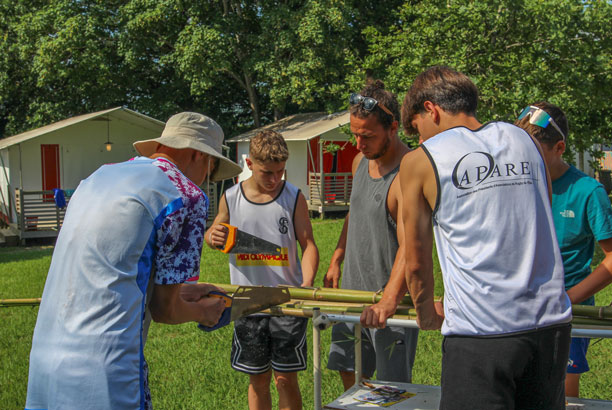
top-left (1, 218), bottom-right (612, 409)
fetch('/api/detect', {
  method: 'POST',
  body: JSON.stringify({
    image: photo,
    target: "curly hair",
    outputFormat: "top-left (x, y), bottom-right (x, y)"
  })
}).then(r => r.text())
top-left (249, 130), bottom-right (289, 162)
top-left (350, 79), bottom-right (400, 130)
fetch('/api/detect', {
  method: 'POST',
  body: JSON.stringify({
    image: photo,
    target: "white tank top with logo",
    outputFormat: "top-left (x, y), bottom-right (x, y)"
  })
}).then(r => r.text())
top-left (226, 181), bottom-right (303, 287)
top-left (422, 122), bottom-right (572, 336)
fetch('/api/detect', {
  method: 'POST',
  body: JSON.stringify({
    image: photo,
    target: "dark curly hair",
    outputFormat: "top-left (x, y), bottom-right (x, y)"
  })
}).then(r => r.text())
top-left (350, 80), bottom-right (400, 130)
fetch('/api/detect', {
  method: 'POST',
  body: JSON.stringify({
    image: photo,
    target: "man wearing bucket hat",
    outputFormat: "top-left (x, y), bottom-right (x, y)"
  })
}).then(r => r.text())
top-left (26, 112), bottom-right (242, 410)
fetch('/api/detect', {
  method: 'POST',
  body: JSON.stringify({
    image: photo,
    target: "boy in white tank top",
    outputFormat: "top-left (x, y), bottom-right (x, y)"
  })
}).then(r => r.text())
top-left (205, 130), bottom-right (319, 410)
top-left (399, 66), bottom-right (571, 409)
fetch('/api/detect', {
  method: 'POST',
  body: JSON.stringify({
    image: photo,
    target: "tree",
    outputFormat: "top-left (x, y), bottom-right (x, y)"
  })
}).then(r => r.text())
top-left (358, 0), bottom-right (612, 162)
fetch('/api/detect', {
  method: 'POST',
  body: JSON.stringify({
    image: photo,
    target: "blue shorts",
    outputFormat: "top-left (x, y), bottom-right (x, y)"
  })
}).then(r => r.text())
top-left (567, 337), bottom-right (590, 374)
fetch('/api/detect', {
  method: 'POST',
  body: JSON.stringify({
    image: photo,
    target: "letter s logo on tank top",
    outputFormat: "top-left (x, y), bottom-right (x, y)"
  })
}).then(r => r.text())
top-left (278, 217), bottom-right (289, 234)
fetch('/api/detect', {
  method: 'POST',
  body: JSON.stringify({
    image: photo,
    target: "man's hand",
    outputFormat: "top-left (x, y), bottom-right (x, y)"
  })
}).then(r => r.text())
top-left (207, 224), bottom-right (229, 249)
top-left (324, 264), bottom-right (341, 288)
top-left (180, 283), bottom-right (224, 302)
top-left (360, 299), bottom-right (397, 329)
top-left (416, 301), bottom-right (444, 330)
top-left (195, 296), bottom-right (226, 327)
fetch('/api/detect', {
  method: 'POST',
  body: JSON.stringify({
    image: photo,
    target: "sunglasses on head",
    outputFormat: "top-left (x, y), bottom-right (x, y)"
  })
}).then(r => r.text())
top-left (518, 105), bottom-right (566, 140)
top-left (349, 93), bottom-right (395, 121)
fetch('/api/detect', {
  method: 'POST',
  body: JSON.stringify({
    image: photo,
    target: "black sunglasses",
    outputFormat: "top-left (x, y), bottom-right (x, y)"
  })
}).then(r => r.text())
top-left (349, 93), bottom-right (395, 121)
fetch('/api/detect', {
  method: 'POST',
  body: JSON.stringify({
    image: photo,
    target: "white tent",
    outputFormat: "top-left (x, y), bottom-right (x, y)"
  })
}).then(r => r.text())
top-left (0, 107), bottom-right (164, 237)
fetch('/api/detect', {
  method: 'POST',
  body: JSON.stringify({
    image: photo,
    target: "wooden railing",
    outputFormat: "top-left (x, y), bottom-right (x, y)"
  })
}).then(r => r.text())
top-left (308, 172), bottom-right (352, 207)
top-left (15, 189), bottom-right (69, 239)
top-left (14, 185), bottom-right (219, 241)
top-left (204, 183), bottom-right (218, 227)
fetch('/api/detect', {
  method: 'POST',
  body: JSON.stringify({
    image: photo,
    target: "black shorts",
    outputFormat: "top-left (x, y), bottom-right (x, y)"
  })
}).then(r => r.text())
top-left (440, 323), bottom-right (571, 410)
top-left (231, 315), bottom-right (308, 374)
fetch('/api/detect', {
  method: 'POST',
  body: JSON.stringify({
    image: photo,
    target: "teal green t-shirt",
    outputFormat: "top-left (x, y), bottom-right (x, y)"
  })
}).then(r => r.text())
top-left (552, 165), bottom-right (612, 296)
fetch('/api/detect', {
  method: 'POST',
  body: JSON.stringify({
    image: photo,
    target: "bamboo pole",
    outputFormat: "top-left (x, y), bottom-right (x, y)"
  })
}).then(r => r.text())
top-left (0, 298), bottom-right (41, 307)
top-left (572, 304), bottom-right (612, 320)
top-left (2, 289), bottom-right (612, 327)
top-left (571, 317), bottom-right (612, 327)
top-left (210, 283), bottom-right (426, 305)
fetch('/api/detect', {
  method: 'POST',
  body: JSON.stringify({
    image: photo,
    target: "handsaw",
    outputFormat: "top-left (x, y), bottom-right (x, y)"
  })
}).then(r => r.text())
top-left (198, 286), bottom-right (291, 332)
top-left (217, 223), bottom-right (282, 255)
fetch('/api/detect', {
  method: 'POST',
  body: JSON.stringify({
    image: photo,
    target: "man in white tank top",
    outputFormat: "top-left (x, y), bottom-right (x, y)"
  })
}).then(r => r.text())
top-left (205, 130), bottom-right (319, 410)
top-left (399, 66), bottom-right (572, 409)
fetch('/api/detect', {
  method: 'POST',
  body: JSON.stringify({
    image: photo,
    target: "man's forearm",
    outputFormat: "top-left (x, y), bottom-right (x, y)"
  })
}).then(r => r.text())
top-left (567, 262), bottom-right (612, 304)
top-left (381, 246), bottom-right (409, 305)
top-left (406, 258), bottom-right (439, 329)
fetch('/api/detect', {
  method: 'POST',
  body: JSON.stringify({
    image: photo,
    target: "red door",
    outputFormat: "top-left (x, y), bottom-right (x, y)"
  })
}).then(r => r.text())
top-left (41, 144), bottom-right (60, 200)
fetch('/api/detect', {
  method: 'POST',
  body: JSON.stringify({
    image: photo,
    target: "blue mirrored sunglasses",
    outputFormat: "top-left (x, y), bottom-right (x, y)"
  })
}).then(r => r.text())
top-left (349, 93), bottom-right (395, 121)
top-left (518, 105), bottom-right (566, 140)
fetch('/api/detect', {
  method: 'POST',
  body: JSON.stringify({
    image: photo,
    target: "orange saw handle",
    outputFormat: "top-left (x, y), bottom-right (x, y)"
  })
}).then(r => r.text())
top-left (207, 291), bottom-right (232, 308)
top-left (218, 223), bottom-right (237, 254)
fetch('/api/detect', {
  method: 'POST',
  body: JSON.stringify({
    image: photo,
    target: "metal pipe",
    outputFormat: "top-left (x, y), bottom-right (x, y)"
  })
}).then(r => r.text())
top-left (312, 308), bottom-right (322, 410)
top-left (571, 325), bottom-right (612, 339)
top-left (354, 322), bottom-right (362, 385)
top-left (324, 313), bottom-right (420, 329)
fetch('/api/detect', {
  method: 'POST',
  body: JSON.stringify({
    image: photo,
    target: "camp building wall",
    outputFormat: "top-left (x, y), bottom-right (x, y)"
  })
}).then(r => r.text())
top-left (10, 118), bottom-right (159, 193)
top-left (0, 149), bottom-right (11, 221)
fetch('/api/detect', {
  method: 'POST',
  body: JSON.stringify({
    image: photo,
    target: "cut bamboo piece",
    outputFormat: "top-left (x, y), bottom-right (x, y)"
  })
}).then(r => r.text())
top-left (0, 298), bottom-right (41, 307)
top-left (572, 304), bottom-right (612, 320)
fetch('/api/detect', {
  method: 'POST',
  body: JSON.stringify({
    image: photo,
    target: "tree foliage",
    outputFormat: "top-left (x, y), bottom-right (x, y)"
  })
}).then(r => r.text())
top-left (0, 0), bottom-right (610, 162)
top-left (357, 0), bottom-right (612, 161)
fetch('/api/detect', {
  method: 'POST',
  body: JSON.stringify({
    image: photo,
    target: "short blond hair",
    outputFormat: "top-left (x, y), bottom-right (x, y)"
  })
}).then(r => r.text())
top-left (249, 130), bottom-right (289, 162)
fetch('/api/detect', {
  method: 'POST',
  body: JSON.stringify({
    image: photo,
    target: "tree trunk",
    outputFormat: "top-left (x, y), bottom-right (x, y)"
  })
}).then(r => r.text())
top-left (244, 73), bottom-right (260, 128)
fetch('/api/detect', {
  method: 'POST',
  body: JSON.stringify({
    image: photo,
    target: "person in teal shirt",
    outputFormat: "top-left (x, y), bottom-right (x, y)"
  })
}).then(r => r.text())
top-left (515, 101), bottom-right (612, 398)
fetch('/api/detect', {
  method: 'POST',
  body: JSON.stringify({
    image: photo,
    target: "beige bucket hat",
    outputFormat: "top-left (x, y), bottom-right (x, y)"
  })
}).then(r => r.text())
top-left (133, 112), bottom-right (242, 182)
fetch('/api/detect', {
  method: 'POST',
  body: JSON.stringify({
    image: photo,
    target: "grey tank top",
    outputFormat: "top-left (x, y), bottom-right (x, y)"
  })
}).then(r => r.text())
top-left (342, 157), bottom-right (399, 291)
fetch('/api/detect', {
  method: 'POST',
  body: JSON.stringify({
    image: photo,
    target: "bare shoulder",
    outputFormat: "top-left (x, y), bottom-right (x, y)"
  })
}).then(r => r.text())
top-left (389, 148), bottom-right (412, 199)
top-left (351, 152), bottom-right (364, 176)
top-left (399, 147), bottom-right (437, 209)
top-left (400, 147), bottom-right (432, 178)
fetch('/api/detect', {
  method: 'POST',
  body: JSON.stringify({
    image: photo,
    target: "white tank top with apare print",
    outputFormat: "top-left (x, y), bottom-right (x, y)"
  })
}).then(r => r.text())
top-left (422, 122), bottom-right (572, 336)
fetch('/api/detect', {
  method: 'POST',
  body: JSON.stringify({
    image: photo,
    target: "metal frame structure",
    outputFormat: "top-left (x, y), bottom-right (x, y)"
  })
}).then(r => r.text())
top-left (311, 311), bottom-right (612, 410)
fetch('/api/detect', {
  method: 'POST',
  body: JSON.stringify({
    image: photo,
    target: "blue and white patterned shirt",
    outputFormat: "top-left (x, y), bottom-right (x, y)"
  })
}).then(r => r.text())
top-left (26, 157), bottom-right (208, 410)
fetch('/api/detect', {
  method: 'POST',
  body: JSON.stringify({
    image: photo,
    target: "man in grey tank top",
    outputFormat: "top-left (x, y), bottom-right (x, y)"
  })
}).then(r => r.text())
top-left (324, 80), bottom-right (418, 390)
top-left (399, 66), bottom-right (571, 409)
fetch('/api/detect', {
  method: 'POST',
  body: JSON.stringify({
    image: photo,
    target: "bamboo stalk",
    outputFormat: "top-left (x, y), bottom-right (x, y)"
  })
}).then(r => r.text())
top-left (262, 306), bottom-right (417, 322)
top-left (0, 298), bottom-right (41, 307)
top-left (572, 304), bottom-right (612, 320)
top-left (280, 300), bottom-right (417, 316)
top-left (2, 288), bottom-right (612, 328)
top-left (210, 283), bottom-right (423, 305)
top-left (571, 317), bottom-right (612, 327)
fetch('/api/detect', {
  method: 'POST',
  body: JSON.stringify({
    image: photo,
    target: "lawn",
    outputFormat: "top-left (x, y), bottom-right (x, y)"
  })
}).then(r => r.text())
top-left (1, 217), bottom-right (612, 409)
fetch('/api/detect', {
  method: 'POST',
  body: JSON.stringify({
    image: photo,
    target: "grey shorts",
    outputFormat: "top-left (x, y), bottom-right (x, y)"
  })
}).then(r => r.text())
top-left (231, 315), bottom-right (308, 374)
top-left (327, 322), bottom-right (418, 383)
